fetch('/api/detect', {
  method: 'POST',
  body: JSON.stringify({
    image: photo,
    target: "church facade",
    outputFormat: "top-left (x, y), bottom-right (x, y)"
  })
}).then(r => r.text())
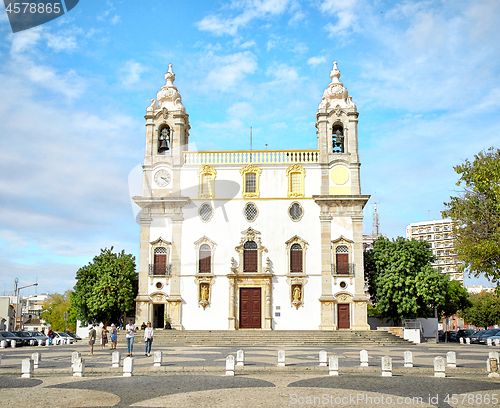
top-left (133, 62), bottom-right (370, 331)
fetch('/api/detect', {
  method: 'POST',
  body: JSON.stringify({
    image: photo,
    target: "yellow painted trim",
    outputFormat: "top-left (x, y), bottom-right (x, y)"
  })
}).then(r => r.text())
top-left (198, 165), bottom-right (217, 199)
top-left (185, 149), bottom-right (319, 154)
top-left (329, 187), bottom-right (351, 195)
top-left (286, 164), bottom-right (305, 198)
top-left (190, 197), bottom-right (315, 201)
top-left (240, 164), bottom-right (262, 198)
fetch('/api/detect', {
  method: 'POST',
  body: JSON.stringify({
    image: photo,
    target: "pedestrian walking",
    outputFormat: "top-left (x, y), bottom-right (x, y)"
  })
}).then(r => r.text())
top-left (125, 319), bottom-right (136, 357)
top-left (47, 328), bottom-right (54, 345)
top-left (110, 323), bottom-right (118, 349)
top-left (101, 324), bottom-right (109, 349)
top-left (88, 326), bottom-right (96, 355)
top-left (144, 321), bottom-right (153, 356)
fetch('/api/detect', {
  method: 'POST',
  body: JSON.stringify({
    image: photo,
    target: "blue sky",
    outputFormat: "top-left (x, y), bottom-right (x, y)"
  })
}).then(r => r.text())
top-left (0, 0), bottom-right (499, 295)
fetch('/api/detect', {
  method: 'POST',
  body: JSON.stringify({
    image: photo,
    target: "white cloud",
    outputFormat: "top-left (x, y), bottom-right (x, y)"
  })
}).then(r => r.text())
top-left (120, 60), bottom-right (146, 86)
top-left (320, 0), bottom-right (359, 37)
top-left (10, 28), bottom-right (43, 55)
top-left (203, 52), bottom-right (258, 91)
top-left (46, 33), bottom-right (78, 52)
top-left (196, 0), bottom-right (293, 36)
top-left (111, 15), bottom-right (121, 25)
top-left (307, 56), bottom-right (326, 66)
top-left (266, 62), bottom-right (299, 83)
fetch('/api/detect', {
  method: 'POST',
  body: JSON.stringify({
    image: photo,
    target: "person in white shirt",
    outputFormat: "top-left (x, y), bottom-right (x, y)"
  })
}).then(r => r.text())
top-left (144, 321), bottom-right (154, 356)
top-left (125, 319), bottom-right (136, 357)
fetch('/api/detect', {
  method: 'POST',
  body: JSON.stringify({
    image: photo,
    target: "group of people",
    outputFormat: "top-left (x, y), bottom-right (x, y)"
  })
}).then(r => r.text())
top-left (88, 323), bottom-right (118, 355)
top-left (88, 319), bottom-right (154, 357)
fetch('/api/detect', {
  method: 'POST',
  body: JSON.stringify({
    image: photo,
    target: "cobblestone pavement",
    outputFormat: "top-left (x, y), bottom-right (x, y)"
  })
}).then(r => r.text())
top-left (1, 342), bottom-right (499, 407)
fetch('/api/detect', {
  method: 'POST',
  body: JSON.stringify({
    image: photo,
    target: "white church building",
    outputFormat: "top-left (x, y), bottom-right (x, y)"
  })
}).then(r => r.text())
top-left (133, 62), bottom-right (370, 331)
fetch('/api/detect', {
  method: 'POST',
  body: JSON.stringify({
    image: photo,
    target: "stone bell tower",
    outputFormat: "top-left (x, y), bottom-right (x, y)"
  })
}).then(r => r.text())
top-left (314, 61), bottom-right (370, 331)
top-left (134, 64), bottom-right (190, 329)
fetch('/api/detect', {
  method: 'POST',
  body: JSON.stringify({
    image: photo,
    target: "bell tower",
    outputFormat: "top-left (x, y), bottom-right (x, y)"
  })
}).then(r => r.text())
top-left (316, 61), bottom-right (360, 195)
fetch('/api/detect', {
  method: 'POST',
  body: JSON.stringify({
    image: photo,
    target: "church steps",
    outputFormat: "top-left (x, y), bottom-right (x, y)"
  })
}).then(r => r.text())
top-left (133, 330), bottom-right (412, 346)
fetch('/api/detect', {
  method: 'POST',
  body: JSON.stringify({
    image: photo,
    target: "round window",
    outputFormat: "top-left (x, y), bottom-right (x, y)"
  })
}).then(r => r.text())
top-left (156, 282), bottom-right (163, 290)
top-left (199, 203), bottom-right (213, 222)
top-left (289, 202), bottom-right (304, 221)
top-left (244, 202), bottom-right (258, 222)
top-left (339, 281), bottom-right (347, 289)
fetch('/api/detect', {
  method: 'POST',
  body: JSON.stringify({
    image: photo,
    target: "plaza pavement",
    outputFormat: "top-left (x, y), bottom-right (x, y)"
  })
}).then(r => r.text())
top-left (0, 341), bottom-right (499, 407)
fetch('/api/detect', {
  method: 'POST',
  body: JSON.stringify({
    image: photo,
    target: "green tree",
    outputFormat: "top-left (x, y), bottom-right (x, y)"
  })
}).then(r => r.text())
top-left (462, 292), bottom-right (500, 328)
top-left (442, 147), bottom-right (500, 284)
top-left (72, 247), bottom-right (138, 325)
top-left (365, 237), bottom-right (448, 324)
top-left (437, 280), bottom-right (471, 318)
top-left (41, 290), bottom-right (76, 331)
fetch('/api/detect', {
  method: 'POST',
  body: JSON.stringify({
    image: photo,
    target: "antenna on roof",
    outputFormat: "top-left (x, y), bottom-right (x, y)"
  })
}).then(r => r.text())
top-left (250, 127), bottom-right (253, 163)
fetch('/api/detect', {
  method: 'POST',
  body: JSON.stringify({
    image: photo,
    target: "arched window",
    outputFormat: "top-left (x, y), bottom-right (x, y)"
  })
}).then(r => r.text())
top-left (335, 245), bottom-right (349, 274)
top-left (286, 164), bottom-right (305, 198)
top-left (199, 244), bottom-right (211, 274)
top-left (158, 126), bottom-right (170, 153)
top-left (240, 165), bottom-right (262, 198)
top-left (332, 124), bottom-right (344, 153)
top-left (243, 241), bottom-right (258, 272)
top-left (290, 243), bottom-right (303, 273)
top-left (198, 165), bottom-right (216, 198)
top-left (154, 247), bottom-right (167, 275)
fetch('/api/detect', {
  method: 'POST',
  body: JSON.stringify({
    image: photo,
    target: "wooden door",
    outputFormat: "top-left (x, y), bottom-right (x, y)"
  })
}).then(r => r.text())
top-left (239, 288), bottom-right (261, 328)
top-left (336, 253), bottom-right (349, 274)
top-left (338, 304), bottom-right (350, 329)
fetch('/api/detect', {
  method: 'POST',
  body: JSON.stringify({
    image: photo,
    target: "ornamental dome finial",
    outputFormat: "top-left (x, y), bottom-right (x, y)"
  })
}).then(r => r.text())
top-left (330, 61), bottom-right (341, 84)
top-left (165, 64), bottom-right (175, 86)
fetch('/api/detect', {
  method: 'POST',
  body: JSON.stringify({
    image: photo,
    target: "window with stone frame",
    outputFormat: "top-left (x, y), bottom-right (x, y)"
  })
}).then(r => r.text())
top-left (154, 247), bottom-right (167, 275)
top-left (199, 244), bottom-right (211, 274)
top-left (290, 172), bottom-right (301, 195)
top-left (286, 164), bottom-right (305, 198)
top-left (243, 241), bottom-right (258, 272)
top-left (197, 165), bottom-right (216, 198)
top-left (290, 243), bottom-right (303, 273)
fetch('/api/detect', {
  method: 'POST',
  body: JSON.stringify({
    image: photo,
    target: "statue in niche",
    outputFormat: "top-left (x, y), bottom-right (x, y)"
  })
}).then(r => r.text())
top-left (200, 284), bottom-right (209, 301)
top-left (292, 286), bottom-right (301, 303)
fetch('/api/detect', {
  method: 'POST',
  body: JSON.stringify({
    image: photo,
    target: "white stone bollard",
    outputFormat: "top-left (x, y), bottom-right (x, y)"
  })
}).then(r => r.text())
top-left (11, 340), bottom-right (16, 348)
top-left (112, 351), bottom-right (121, 368)
top-left (434, 356), bottom-right (446, 377)
top-left (329, 356), bottom-right (339, 376)
top-left (381, 356), bottom-right (392, 377)
top-left (487, 352), bottom-right (499, 372)
top-left (360, 350), bottom-right (368, 367)
top-left (278, 350), bottom-right (286, 367)
top-left (404, 350), bottom-right (413, 368)
top-left (22, 358), bottom-right (34, 378)
top-left (465, 337), bottom-right (471, 345)
top-left (71, 351), bottom-right (81, 367)
top-left (226, 355), bottom-right (235, 376)
top-left (38, 339), bottom-right (43, 347)
top-left (459, 337), bottom-right (464, 344)
top-left (447, 351), bottom-right (456, 368)
top-left (73, 357), bottom-right (85, 377)
top-left (319, 350), bottom-right (328, 367)
top-left (153, 351), bottom-right (162, 367)
top-left (488, 358), bottom-right (499, 378)
top-left (495, 339), bottom-right (500, 347)
top-left (32, 352), bottom-right (41, 369)
top-left (123, 356), bottom-right (134, 377)
top-left (487, 338), bottom-right (493, 346)
top-left (236, 350), bottom-right (244, 367)
top-left (0, 340), bottom-right (7, 348)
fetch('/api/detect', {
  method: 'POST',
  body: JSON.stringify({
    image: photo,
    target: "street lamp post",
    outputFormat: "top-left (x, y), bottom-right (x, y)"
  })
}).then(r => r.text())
top-left (14, 278), bottom-right (38, 331)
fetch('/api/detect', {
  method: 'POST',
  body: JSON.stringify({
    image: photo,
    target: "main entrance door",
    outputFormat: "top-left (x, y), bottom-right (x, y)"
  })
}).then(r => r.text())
top-left (239, 288), bottom-right (261, 328)
top-left (153, 304), bottom-right (164, 329)
top-left (337, 304), bottom-right (350, 329)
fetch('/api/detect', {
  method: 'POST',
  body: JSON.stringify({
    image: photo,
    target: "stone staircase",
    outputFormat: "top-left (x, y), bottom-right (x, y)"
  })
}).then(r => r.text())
top-left (132, 330), bottom-right (412, 346)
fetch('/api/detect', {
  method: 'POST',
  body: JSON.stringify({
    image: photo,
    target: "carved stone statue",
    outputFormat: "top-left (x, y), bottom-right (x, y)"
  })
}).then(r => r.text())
top-left (200, 284), bottom-right (209, 301)
top-left (293, 286), bottom-right (301, 302)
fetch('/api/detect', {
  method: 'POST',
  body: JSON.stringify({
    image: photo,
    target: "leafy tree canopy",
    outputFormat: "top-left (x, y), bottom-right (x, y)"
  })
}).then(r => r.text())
top-left (72, 247), bottom-right (138, 325)
top-left (41, 290), bottom-right (76, 332)
top-left (462, 292), bottom-right (500, 328)
top-left (365, 237), bottom-right (448, 324)
top-left (437, 280), bottom-right (471, 318)
top-left (442, 147), bottom-right (500, 284)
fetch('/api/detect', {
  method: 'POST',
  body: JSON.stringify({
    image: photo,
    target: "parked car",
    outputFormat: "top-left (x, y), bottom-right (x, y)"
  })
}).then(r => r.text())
top-left (488, 334), bottom-right (500, 344)
top-left (28, 331), bottom-right (49, 346)
top-left (470, 330), bottom-right (488, 344)
top-left (67, 333), bottom-right (81, 341)
top-left (0, 331), bottom-right (24, 347)
top-left (53, 331), bottom-right (74, 344)
top-left (478, 329), bottom-right (500, 344)
top-left (455, 329), bottom-right (475, 342)
top-left (441, 331), bottom-right (457, 342)
top-left (14, 331), bottom-right (39, 346)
